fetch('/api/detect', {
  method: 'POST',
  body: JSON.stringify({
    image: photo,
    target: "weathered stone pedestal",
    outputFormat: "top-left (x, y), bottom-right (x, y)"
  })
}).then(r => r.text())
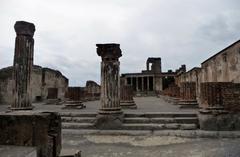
top-left (94, 43), bottom-right (123, 129)
top-left (11, 21), bottom-right (35, 110)
top-left (120, 84), bottom-right (137, 109)
top-left (0, 111), bottom-right (61, 157)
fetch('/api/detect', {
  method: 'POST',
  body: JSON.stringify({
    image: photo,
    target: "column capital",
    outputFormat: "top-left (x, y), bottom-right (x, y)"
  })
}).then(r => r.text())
top-left (14, 21), bottom-right (35, 37)
top-left (96, 43), bottom-right (122, 60)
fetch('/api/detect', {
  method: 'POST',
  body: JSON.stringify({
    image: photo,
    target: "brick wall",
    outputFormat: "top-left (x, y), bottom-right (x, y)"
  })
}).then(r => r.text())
top-left (120, 85), bottom-right (134, 101)
top-left (162, 84), bottom-right (180, 97)
top-left (65, 87), bottom-right (85, 101)
top-left (200, 82), bottom-right (240, 111)
top-left (65, 86), bottom-right (100, 101)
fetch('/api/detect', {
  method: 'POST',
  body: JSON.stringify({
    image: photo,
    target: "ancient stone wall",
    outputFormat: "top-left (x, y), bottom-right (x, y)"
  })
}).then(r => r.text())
top-left (175, 67), bottom-right (201, 100)
top-left (200, 82), bottom-right (240, 111)
top-left (42, 68), bottom-right (68, 100)
top-left (201, 41), bottom-right (240, 83)
top-left (0, 65), bottom-right (68, 104)
top-left (84, 80), bottom-right (101, 100)
top-left (65, 81), bottom-right (100, 101)
top-left (0, 67), bottom-right (14, 105)
top-left (180, 82), bottom-right (196, 100)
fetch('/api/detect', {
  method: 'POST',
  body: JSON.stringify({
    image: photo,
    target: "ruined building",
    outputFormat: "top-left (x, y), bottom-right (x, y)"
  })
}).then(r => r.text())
top-left (162, 40), bottom-right (240, 131)
top-left (66, 80), bottom-right (101, 101)
top-left (0, 65), bottom-right (68, 105)
top-left (121, 57), bottom-right (186, 96)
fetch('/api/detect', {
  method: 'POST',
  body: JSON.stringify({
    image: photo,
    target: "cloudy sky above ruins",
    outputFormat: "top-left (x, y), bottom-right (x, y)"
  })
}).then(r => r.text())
top-left (0, 0), bottom-right (240, 85)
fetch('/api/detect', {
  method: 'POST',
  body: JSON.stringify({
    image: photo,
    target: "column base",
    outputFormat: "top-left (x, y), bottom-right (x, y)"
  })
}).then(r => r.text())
top-left (94, 111), bottom-right (123, 129)
top-left (120, 100), bottom-right (137, 109)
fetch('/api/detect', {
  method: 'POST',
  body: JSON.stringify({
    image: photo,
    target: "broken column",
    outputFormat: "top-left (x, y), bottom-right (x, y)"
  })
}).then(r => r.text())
top-left (120, 78), bottom-right (137, 109)
top-left (94, 43), bottom-right (123, 129)
top-left (11, 21), bottom-right (35, 110)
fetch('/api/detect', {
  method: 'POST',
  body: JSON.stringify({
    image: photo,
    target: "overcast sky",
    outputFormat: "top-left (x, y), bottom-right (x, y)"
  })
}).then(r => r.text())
top-left (0, 0), bottom-right (240, 86)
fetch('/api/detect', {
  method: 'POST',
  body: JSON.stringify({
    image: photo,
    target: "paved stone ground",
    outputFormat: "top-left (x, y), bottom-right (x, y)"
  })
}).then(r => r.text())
top-left (1, 97), bottom-right (240, 157)
top-left (62, 135), bottom-right (240, 157)
top-left (0, 96), bottom-right (197, 113)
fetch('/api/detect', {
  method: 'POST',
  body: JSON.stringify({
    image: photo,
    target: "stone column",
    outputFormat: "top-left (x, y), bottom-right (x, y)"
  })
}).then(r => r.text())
top-left (11, 21), bottom-right (35, 110)
top-left (136, 77), bottom-right (139, 92)
top-left (94, 43), bottom-right (123, 129)
top-left (130, 77), bottom-right (133, 86)
top-left (147, 76), bottom-right (150, 91)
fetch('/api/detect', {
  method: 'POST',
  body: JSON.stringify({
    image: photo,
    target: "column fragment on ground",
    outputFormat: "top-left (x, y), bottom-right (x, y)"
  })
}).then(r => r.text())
top-left (11, 21), bottom-right (35, 110)
top-left (94, 43), bottom-right (123, 129)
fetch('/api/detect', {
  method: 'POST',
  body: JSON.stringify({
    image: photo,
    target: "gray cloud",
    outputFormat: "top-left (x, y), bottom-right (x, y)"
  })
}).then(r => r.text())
top-left (0, 0), bottom-right (239, 85)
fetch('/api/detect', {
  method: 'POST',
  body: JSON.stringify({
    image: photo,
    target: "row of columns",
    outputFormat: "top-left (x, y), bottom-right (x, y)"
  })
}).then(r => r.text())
top-left (127, 76), bottom-right (154, 92)
top-left (10, 21), bottom-right (127, 129)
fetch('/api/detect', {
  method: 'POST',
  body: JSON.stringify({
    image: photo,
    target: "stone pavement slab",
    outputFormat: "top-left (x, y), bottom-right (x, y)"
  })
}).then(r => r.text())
top-left (62, 134), bottom-right (240, 157)
top-left (0, 145), bottom-right (37, 157)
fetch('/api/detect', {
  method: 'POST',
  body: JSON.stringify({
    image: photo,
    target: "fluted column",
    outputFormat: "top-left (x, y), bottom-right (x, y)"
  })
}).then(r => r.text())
top-left (95, 43), bottom-right (123, 129)
top-left (11, 21), bottom-right (35, 110)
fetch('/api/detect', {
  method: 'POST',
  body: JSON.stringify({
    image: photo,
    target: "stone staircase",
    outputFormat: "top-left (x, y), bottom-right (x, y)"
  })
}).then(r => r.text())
top-left (61, 112), bottom-right (199, 131)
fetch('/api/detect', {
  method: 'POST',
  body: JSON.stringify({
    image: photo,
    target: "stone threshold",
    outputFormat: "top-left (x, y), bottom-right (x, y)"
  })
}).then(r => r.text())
top-left (63, 129), bottom-right (240, 138)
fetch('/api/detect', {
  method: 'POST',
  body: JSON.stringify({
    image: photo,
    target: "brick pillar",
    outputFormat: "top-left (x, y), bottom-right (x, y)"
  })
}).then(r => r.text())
top-left (198, 82), bottom-right (240, 131)
top-left (94, 43), bottom-right (123, 129)
top-left (11, 21), bottom-right (35, 110)
top-left (120, 78), bottom-right (137, 109)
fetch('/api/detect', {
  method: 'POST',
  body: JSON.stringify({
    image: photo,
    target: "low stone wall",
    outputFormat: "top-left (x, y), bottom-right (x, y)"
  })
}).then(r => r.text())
top-left (0, 111), bottom-right (61, 157)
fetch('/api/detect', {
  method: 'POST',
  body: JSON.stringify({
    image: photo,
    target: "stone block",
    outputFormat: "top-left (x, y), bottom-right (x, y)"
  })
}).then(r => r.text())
top-left (0, 111), bottom-right (61, 157)
top-left (199, 112), bottom-right (240, 131)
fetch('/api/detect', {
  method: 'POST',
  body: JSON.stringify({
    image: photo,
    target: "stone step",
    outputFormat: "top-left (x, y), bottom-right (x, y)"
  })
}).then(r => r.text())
top-left (124, 117), bottom-right (198, 124)
top-left (121, 123), bottom-right (198, 130)
top-left (62, 116), bottom-right (198, 124)
top-left (124, 112), bottom-right (197, 118)
top-left (179, 104), bottom-right (199, 109)
top-left (61, 117), bottom-right (95, 123)
top-left (62, 122), bottom-right (95, 129)
top-left (62, 122), bottom-right (198, 130)
top-left (60, 112), bottom-right (96, 117)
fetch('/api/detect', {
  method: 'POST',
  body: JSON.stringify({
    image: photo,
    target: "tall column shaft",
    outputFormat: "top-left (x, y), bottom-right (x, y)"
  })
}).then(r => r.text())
top-left (100, 60), bottom-right (121, 113)
top-left (12, 21), bottom-right (35, 110)
top-left (141, 77), bottom-right (144, 91)
top-left (97, 43), bottom-right (122, 114)
top-left (147, 77), bottom-right (150, 91)
top-left (95, 43), bottom-right (123, 129)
